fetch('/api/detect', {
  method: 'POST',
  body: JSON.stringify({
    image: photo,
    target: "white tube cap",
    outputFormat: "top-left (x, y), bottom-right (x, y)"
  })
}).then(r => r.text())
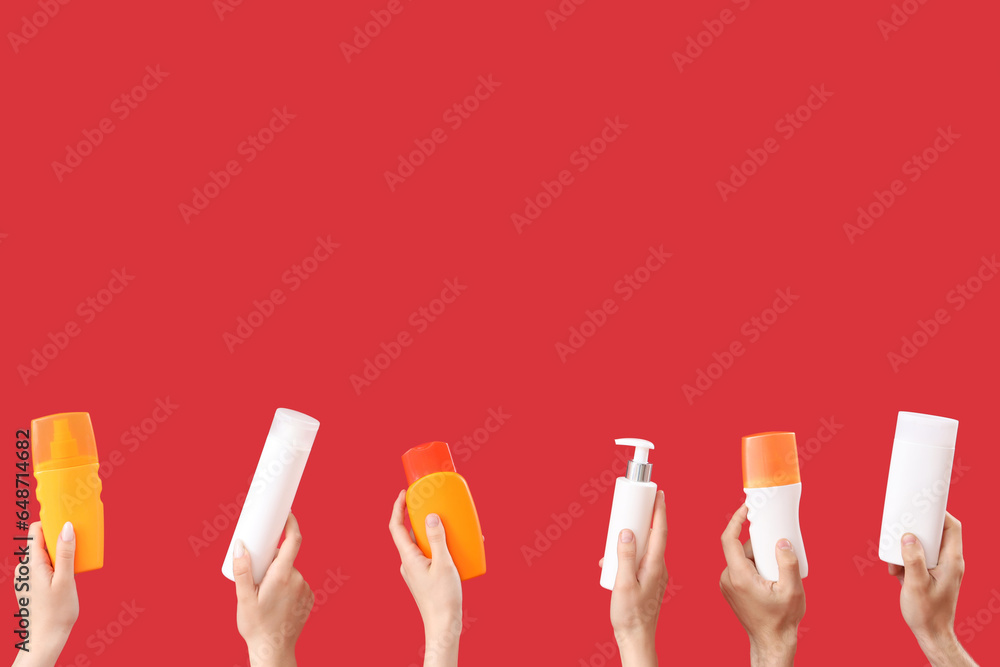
top-left (270, 408), bottom-right (320, 451)
top-left (895, 411), bottom-right (958, 449)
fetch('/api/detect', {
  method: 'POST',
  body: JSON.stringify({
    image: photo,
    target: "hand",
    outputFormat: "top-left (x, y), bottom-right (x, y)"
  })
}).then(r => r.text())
top-left (719, 505), bottom-right (804, 667)
top-left (12, 522), bottom-right (79, 667)
top-left (233, 514), bottom-right (313, 667)
top-left (888, 513), bottom-right (977, 666)
top-left (389, 490), bottom-right (462, 667)
top-left (598, 490), bottom-right (667, 667)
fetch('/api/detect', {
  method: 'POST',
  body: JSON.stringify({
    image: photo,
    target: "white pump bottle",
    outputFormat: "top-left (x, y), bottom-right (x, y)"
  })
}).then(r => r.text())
top-left (222, 408), bottom-right (320, 584)
top-left (600, 438), bottom-right (657, 590)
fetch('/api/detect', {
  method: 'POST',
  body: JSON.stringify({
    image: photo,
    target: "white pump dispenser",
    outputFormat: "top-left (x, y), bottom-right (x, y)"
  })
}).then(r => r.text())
top-left (600, 438), bottom-right (657, 590)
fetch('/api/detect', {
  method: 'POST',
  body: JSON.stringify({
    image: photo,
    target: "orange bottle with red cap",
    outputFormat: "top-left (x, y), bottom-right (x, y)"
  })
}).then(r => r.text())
top-left (742, 431), bottom-right (807, 582)
top-left (402, 441), bottom-right (485, 580)
top-left (31, 412), bottom-right (104, 573)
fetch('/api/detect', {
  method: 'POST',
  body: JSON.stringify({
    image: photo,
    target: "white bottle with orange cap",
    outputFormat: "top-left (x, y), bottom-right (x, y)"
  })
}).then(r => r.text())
top-left (742, 431), bottom-right (808, 582)
top-left (600, 438), bottom-right (657, 590)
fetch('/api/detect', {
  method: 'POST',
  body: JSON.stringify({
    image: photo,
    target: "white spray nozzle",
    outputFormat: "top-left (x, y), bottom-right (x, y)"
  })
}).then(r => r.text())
top-left (615, 437), bottom-right (654, 463)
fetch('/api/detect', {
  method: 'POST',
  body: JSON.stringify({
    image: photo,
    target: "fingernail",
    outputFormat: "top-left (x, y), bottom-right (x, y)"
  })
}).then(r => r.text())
top-left (60, 522), bottom-right (74, 542)
top-left (777, 539), bottom-right (792, 550)
top-left (620, 529), bottom-right (634, 543)
top-left (426, 514), bottom-right (441, 528)
top-left (234, 540), bottom-right (245, 558)
top-left (902, 534), bottom-right (917, 545)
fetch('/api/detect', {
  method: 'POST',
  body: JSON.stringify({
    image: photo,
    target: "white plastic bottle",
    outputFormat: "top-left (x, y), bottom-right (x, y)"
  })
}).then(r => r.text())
top-left (879, 411), bottom-right (958, 568)
top-left (742, 431), bottom-right (808, 582)
top-left (222, 408), bottom-right (320, 584)
top-left (600, 438), bottom-right (657, 590)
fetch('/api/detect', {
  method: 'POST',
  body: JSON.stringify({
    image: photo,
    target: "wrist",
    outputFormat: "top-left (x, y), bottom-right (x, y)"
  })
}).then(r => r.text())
top-left (422, 613), bottom-right (462, 667)
top-left (916, 629), bottom-right (969, 667)
top-left (750, 634), bottom-right (797, 667)
top-left (616, 629), bottom-right (657, 667)
top-left (246, 642), bottom-right (296, 667)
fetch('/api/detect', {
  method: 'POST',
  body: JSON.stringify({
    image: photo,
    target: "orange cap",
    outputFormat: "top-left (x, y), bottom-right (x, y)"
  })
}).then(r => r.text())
top-left (402, 441), bottom-right (456, 485)
top-left (31, 412), bottom-right (99, 473)
top-left (742, 431), bottom-right (800, 488)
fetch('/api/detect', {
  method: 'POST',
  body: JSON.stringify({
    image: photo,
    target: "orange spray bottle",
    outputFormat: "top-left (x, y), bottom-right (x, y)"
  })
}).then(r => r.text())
top-left (403, 441), bottom-right (485, 580)
top-left (30, 413), bottom-right (104, 572)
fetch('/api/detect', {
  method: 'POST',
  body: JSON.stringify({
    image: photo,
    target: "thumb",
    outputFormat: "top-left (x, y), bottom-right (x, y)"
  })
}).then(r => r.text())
top-left (775, 539), bottom-right (802, 589)
top-left (232, 540), bottom-right (257, 604)
top-left (424, 514), bottom-right (454, 567)
top-left (614, 529), bottom-right (638, 590)
top-left (900, 533), bottom-right (930, 587)
top-left (51, 522), bottom-right (76, 587)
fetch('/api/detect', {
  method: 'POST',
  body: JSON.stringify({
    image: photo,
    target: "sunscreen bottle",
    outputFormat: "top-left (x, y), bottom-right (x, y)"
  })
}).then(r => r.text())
top-left (223, 408), bottom-right (319, 585)
top-left (600, 438), bottom-right (657, 590)
top-left (879, 411), bottom-right (958, 568)
top-left (743, 431), bottom-right (807, 581)
top-left (403, 441), bottom-right (485, 580)
top-left (31, 412), bottom-right (104, 573)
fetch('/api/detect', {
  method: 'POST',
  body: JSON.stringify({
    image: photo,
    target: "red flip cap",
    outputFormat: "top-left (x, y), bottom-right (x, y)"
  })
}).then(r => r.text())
top-left (402, 441), bottom-right (456, 485)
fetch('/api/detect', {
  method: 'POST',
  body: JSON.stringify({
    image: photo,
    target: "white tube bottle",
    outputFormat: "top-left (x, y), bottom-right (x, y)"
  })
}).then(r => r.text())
top-left (742, 431), bottom-right (808, 582)
top-left (600, 438), bottom-right (657, 590)
top-left (878, 411), bottom-right (958, 568)
top-left (222, 408), bottom-right (320, 584)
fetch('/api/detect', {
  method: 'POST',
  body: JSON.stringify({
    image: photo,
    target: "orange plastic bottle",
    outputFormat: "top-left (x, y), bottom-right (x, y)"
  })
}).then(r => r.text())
top-left (403, 441), bottom-right (485, 581)
top-left (30, 413), bottom-right (104, 573)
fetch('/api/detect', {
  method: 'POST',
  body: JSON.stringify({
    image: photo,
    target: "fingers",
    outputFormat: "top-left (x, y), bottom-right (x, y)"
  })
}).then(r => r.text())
top-left (900, 533), bottom-right (931, 587)
top-left (389, 490), bottom-right (424, 563)
top-left (270, 513), bottom-right (303, 577)
top-left (51, 522), bottom-right (76, 588)
top-left (232, 539), bottom-right (257, 605)
top-left (28, 522), bottom-right (53, 577)
top-left (641, 491), bottom-right (668, 574)
top-left (424, 514), bottom-right (455, 568)
top-left (721, 505), bottom-right (755, 579)
top-left (614, 529), bottom-right (639, 590)
top-left (743, 537), bottom-right (754, 562)
top-left (775, 539), bottom-right (802, 590)
top-left (938, 512), bottom-right (964, 565)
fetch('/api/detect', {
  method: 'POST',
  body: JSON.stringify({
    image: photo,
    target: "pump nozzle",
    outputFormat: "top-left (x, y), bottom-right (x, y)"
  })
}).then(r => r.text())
top-left (615, 438), bottom-right (655, 482)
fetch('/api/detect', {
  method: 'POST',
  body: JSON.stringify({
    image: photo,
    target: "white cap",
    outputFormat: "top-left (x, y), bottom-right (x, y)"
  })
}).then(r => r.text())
top-left (894, 411), bottom-right (958, 449)
top-left (615, 437), bottom-right (654, 463)
top-left (269, 408), bottom-right (320, 451)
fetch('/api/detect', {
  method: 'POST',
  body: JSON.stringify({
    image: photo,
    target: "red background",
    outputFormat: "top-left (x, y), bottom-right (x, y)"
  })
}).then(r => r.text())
top-left (3, 0), bottom-right (998, 664)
